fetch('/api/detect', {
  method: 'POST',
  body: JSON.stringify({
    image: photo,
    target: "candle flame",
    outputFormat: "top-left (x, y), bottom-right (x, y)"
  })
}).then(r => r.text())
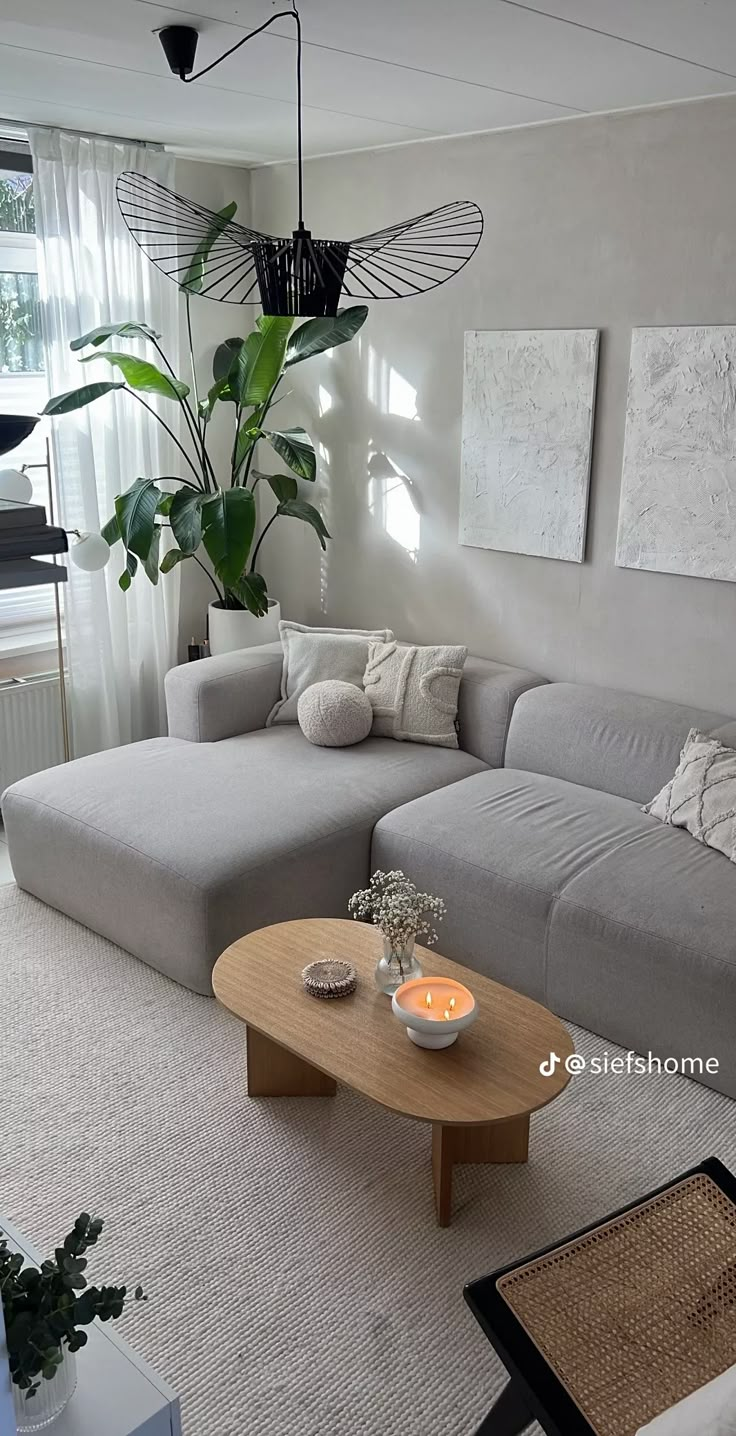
top-left (443, 1008), bottom-right (451, 1021)
top-left (449, 996), bottom-right (456, 1012)
top-left (425, 991), bottom-right (433, 1009)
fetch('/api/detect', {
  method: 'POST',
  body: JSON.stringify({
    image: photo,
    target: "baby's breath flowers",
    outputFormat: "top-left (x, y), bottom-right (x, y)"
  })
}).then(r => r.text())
top-left (348, 869), bottom-right (446, 949)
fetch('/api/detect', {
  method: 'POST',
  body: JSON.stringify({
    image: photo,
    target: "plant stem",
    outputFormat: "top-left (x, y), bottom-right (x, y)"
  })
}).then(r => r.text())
top-left (249, 509), bottom-right (277, 573)
top-left (185, 294), bottom-right (199, 414)
top-left (157, 474), bottom-right (200, 490)
top-left (148, 334), bottom-right (207, 478)
top-left (125, 390), bottom-right (204, 486)
top-left (243, 382), bottom-right (279, 488)
top-left (193, 552), bottom-right (224, 602)
top-left (183, 294), bottom-right (217, 492)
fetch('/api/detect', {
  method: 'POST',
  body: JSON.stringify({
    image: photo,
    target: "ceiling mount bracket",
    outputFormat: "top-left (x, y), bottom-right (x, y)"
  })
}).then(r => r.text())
top-left (158, 26), bottom-right (199, 81)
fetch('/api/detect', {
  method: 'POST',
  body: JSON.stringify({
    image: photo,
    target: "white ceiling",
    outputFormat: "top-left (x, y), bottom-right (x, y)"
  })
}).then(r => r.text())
top-left (1, 0), bottom-right (736, 166)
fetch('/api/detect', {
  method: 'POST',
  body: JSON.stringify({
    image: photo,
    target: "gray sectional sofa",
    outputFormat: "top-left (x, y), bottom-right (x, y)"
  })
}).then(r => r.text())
top-left (3, 643), bottom-right (735, 1097)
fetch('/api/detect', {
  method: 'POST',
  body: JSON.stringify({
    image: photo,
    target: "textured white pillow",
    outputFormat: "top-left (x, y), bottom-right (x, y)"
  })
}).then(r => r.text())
top-left (643, 728), bottom-right (736, 863)
top-left (297, 680), bottom-right (373, 747)
top-left (363, 640), bottom-right (467, 749)
top-left (267, 621), bottom-right (393, 726)
top-left (636, 1363), bottom-right (736, 1435)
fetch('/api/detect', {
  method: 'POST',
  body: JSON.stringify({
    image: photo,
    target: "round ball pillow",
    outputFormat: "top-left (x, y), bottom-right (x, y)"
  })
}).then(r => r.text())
top-left (297, 679), bottom-right (373, 748)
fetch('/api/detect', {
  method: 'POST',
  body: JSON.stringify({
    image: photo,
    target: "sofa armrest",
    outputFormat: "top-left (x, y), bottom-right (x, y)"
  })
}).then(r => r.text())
top-left (165, 642), bottom-right (283, 743)
top-left (457, 657), bottom-right (547, 767)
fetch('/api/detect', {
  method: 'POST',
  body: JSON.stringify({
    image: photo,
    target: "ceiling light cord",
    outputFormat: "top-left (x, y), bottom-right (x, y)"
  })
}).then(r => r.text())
top-left (181, 3), bottom-right (304, 227)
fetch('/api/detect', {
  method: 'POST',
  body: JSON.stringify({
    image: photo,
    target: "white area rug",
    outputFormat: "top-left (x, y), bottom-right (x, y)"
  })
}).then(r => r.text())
top-left (1, 884), bottom-right (734, 1436)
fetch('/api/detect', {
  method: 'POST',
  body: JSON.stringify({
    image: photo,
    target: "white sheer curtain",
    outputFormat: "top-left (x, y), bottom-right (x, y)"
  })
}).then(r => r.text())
top-left (28, 129), bottom-right (182, 756)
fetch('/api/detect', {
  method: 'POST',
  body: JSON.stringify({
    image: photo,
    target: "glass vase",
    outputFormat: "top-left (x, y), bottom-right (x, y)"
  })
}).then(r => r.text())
top-left (13, 1353), bottom-right (77, 1432)
top-left (375, 934), bottom-right (423, 995)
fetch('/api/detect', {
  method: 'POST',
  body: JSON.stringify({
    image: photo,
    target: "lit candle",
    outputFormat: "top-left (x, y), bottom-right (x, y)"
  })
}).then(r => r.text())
top-left (392, 977), bottom-right (478, 1049)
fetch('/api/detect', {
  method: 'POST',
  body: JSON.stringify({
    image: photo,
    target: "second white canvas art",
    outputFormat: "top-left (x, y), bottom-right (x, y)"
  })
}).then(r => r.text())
top-left (459, 329), bottom-right (599, 562)
top-left (617, 326), bottom-right (736, 582)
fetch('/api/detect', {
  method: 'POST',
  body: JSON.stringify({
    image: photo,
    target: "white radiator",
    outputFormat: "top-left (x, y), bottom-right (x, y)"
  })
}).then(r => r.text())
top-left (0, 674), bottom-right (67, 791)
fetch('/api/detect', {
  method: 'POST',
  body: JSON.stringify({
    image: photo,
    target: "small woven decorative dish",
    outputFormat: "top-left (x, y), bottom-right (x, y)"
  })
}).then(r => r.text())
top-left (302, 959), bottom-right (357, 999)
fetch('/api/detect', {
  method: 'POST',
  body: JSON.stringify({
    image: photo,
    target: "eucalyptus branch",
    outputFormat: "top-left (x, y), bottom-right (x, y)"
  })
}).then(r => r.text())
top-left (125, 389), bottom-right (203, 486)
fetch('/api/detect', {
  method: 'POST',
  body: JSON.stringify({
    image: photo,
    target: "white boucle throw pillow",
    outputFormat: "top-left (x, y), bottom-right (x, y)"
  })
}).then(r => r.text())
top-left (643, 728), bottom-right (736, 863)
top-left (267, 621), bottom-right (393, 726)
top-left (363, 640), bottom-right (467, 748)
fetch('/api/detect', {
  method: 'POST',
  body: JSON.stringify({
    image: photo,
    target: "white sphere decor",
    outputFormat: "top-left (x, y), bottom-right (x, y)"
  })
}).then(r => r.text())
top-left (297, 680), bottom-right (373, 748)
top-left (0, 468), bottom-right (33, 504)
top-left (70, 531), bottom-right (111, 572)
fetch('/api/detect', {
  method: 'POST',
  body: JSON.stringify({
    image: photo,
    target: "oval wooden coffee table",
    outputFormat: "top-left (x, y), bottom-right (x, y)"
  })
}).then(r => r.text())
top-left (213, 919), bottom-right (574, 1226)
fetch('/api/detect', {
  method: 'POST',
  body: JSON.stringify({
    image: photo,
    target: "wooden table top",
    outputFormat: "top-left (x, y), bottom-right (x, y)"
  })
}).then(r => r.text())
top-left (213, 919), bottom-right (573, 1126)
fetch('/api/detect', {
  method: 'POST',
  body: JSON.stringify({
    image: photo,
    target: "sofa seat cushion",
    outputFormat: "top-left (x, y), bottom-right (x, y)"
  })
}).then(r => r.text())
top-left (2, 729), bottom-right (485, 994)
top-left (547, 820), bottom-right (736, 1094)
top-left (372, 768), bottom-right (654, 1002)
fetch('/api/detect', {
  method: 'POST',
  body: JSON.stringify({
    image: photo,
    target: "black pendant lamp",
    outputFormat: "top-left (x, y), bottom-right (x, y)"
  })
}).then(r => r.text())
top-left (116, 4), bottom-right (483, 317)
top-left (0, 415), bottom-right (38, 457)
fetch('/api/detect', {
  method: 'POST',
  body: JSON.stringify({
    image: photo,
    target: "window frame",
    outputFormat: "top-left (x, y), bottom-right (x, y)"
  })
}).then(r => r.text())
top-left (0, 143), bottom-right (58, 665)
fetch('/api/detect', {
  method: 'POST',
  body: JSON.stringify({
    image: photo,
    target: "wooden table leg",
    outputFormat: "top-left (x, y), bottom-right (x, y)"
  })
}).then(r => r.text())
top-left (246, 1025), bottom-right (337, 1097)
top-left (432, 1114), bottom-right (530, 1227)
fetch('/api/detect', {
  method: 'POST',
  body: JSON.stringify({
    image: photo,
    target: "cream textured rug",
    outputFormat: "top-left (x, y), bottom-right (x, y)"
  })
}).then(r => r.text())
top-left (1, 884), bottom-right (734, 1436)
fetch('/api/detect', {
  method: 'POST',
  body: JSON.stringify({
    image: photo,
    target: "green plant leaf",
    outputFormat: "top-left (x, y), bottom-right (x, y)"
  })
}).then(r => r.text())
top-left (143, 524), bottom-right (160, 584)
top-left (233, 415), bottom-right (261, 476)
top-left (199, 377), bottom-right (231, 421)
top-left (42, 381), bottom-right (125, 416)
top-left (213, 337), bottom-right (243, 384)
top-left (119, 551), bottom-right (138, 591)
top-left (182, 201), bottom-right (238, 294)
top-left (101, 512), bottom-right (121, 546)
top-left (265, 427), bottom-right (316, 481)
top-left (169, 489), bottom-right (204, 554)
top-left (231, 571), bottom-right (269, 616)
top-left (156, 492), bottom-right (174, 516)
top-left (236, 317), bottom-right (293, 407)
top-left (201, 487), bottom-right (256, 587)
top-left (70, 322), bottom-right (161, 351)
top-left (277, 498), bottom-right (330, 550)
top-left (114, 479), bottom-right (160, 561)
top-left (266, 473), bottom-right (298, 503)
top-left (284, 306), bottom-right (368, 368)
top-left (160, 547), bottom-right (188, 574)
top-left (80, 351), bottom-right (189, 401)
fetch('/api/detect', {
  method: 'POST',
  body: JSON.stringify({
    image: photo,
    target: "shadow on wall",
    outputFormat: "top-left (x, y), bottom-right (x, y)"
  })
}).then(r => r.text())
top-left (297, 330), bottom-right (502, 646)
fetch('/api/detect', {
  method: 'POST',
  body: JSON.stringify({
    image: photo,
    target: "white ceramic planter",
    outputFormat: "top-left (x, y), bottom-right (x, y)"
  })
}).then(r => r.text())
top-left (208, 599), bottom-right (281, 656)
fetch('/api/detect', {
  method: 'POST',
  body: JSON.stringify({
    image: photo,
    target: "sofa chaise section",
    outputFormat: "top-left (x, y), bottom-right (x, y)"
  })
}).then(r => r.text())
top-left (2, 646), bottom-right (544, 994)
top-left (373, 682), bottom-right (736, 1097)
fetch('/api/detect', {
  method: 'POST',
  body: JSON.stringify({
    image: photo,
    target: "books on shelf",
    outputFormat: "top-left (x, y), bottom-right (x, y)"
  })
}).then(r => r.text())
top-left (0, 500), bottom-right (47, 530)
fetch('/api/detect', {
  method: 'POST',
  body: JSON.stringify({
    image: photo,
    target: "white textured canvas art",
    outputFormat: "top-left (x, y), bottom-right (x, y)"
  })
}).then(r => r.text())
top-left (459, 328), bottom-right (599, 562)
top-left (617, 326), bottom-right (736, 582)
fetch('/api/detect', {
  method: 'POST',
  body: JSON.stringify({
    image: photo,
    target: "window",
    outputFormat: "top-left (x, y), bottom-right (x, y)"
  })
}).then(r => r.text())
top-left (0, 144), bottom-right (53, 658)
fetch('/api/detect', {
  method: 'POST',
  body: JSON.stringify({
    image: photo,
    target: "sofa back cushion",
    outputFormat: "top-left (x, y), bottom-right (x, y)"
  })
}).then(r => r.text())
top-left (455, 657), bottom-right (546, 767)
top-left (504, 682), bottom-right (732, 804)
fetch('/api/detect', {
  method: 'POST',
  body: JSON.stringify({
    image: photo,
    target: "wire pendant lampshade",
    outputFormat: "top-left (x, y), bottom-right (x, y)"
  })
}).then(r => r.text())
top-left (116, 5), bottom-right (483, 317)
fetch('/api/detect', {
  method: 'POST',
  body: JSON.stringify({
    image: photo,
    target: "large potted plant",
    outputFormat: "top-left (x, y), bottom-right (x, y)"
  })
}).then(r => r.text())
top-left (1, 1212), bottom-right (145, 1431)
top-left (43, 289), bottom-right (367, 653)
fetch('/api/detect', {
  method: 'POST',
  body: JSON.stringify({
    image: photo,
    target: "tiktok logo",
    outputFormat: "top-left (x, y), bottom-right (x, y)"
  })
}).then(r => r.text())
top-left (539, 1052), bottom-right (561, 1076)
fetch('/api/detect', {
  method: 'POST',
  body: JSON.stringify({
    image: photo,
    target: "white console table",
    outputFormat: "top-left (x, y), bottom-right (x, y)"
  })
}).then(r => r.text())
top-left (0, 1217), bottom-right (181, 1436)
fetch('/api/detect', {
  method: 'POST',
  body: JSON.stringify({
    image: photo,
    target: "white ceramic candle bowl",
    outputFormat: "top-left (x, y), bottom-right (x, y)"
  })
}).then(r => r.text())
top-left (392, 976), bottom-right (478, 1049)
